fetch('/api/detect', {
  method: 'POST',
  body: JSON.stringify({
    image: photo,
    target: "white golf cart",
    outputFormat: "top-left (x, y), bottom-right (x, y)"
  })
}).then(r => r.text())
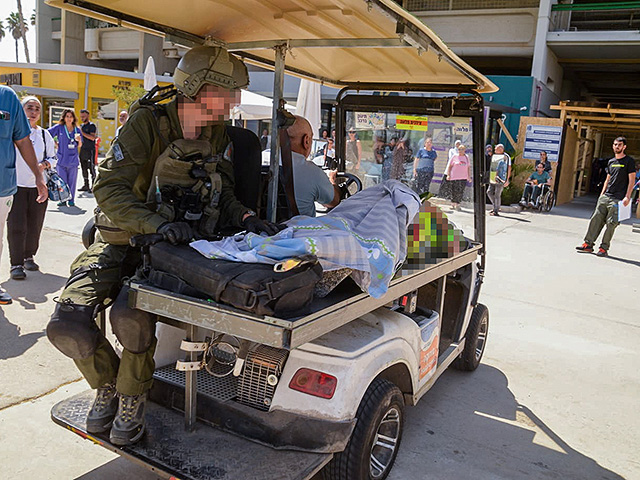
top-left (47, 1), bottom-right (497, 479)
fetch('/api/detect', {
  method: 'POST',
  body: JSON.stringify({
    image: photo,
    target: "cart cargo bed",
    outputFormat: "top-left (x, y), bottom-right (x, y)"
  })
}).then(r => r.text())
top-left (51, 390), bottom-right (331, 480)
top-left (129, 244), bottom-right (481, 349)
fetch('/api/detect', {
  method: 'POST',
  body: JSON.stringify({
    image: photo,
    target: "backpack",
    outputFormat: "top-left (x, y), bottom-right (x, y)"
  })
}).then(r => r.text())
top-left (42, 130), bottom-right (72, 203)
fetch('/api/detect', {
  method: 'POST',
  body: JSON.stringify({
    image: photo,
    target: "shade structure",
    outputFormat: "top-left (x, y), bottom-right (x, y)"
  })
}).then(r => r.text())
top-left (296, 79), bottom-right (322, 139)
top-left (45, 0), bottom-right (497, 94)
top-left (232, 90), bottom-right (296, 121)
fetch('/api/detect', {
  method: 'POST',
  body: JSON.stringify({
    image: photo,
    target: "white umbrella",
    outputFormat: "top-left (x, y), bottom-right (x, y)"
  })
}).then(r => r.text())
top-left (231, 90), bottom-right (295, 121)
top-left (143, 56), bottom-right (158, 91)
top-left (296, 79), bottom-right (322, 138)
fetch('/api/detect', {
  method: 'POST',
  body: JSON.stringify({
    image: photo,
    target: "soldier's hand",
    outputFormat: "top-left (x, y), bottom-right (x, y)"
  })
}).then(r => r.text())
top-left (242, 216), bottom-right (284, 236)
top-left (157, 222), bottom-right (193, 245)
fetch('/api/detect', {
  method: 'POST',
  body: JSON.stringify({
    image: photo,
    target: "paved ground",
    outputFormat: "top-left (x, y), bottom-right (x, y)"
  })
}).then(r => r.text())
top-left (0, 192), bottom-right (638, 479)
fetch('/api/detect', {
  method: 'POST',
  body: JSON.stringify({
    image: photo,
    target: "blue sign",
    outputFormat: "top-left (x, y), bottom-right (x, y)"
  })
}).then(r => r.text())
top-left (523, 124), bottom-right (563, 162)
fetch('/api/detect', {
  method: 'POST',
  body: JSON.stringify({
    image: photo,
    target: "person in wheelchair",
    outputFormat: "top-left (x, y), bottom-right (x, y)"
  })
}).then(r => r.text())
top-left (45, 45), bottom-right (280, 448)
top-left (519, 162), bottom-right (552, 208)
top-left (287, 115), bottom-right (341, 216)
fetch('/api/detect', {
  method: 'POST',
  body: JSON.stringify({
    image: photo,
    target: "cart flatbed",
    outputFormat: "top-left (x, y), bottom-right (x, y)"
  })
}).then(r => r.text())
top-left (129, 245), bottom-right (481, 349)
top-left (51, 390), bottom-right (331, 480)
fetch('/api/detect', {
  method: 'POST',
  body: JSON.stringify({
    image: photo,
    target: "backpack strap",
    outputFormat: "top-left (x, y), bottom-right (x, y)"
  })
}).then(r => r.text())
top-left (41, 128), bottom-right (47, 162)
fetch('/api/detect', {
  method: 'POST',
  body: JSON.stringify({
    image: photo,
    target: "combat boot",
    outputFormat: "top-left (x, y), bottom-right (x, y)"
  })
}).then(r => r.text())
top-left (110, 392), bottom-right (147, 446)
top-left (86, 381), bottom-right (117, 433)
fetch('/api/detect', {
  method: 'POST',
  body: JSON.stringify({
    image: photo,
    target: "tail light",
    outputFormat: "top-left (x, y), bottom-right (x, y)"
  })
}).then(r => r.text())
top-left (289, 368), bottom-right (337, 399)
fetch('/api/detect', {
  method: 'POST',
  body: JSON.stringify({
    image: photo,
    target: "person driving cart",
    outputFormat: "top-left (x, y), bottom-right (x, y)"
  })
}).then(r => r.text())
top-left (45, 45), bottom-right (279, 447)
top-left (519, 162), bottom-right (551, 208)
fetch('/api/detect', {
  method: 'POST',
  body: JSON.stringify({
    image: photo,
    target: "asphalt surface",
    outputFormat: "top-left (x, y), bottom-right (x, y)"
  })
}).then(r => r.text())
top-left (0, 191), bottom-right (638, 480)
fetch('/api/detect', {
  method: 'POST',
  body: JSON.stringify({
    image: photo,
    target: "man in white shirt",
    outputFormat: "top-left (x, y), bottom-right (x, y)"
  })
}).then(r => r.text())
top-left (286, 116), bottom-right (340, 216)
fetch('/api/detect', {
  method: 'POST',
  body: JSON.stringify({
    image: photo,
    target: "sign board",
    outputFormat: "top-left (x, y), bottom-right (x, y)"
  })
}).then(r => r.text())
top-left (49, 106), bottom-right (68, 128)
top-left (396, 115), bottom-right (429, 131)
top-left (0, 73), bottom-right (22, 85)
top-left (355, 112), bottom-right (385, 130)
top-left (523, 124), bottom-right (563, 162)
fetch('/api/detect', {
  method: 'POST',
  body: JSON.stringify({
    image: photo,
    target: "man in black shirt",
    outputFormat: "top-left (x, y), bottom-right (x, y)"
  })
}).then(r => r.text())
top-left (577, 136), bottom-right (636, 257)
top-left (79, 109), bottom-right (97, 191)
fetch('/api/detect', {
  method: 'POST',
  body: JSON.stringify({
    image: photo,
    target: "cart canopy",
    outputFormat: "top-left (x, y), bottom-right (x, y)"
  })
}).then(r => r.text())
top-left (46, 0), bottom-right (497, 93)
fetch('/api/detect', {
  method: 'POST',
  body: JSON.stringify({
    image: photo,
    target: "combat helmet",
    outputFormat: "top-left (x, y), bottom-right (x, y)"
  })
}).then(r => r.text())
top-left (173, 45), bottom-right (249, 99)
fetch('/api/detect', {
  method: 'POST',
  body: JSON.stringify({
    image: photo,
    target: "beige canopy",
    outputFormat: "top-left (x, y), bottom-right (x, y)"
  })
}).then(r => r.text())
top-left (46, 0), bottom-right (497, 93)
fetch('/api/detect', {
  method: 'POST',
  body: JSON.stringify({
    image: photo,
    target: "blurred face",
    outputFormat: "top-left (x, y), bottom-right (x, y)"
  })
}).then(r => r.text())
top-left (348, 130), bottom-right (356, 140)
top-left (458, 145), bottom-right (466, 154)
top-left (536, 164), bottom-right (544, 173)
top-left (540, 152), bottom-right (547, 161)
top-left (23, 100), bottom-right (41, 126)
top-left (64, 112), bottom-right (74, 125)
top-left (179, 84), bottom-right (240, 130)
top-left (328, 139), bottom-right (334, 148)
top-left (495, 145), bottom-right (504, 154)
top-left (485, 145), bottom-right (493, 155)
top-left (424, 138), bottom-right (432, 149)
top-left (119, 111), bottom-right (128, 125)
top-left (80, 111), bottom-right (89, 123)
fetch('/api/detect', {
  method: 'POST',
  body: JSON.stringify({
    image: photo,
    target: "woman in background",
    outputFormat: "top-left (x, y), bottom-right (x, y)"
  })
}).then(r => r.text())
top-left (7, 96), bottom-right (57, 280)
top-left (444, 144), bottom-right (472, 211)
top-left (48, 109), bottom-right (82, 206)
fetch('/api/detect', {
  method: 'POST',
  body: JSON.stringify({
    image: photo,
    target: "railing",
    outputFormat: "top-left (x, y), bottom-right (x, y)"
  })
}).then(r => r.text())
top-left (405, 0), bottom-right (539, 11)
top-left (550, 1), bottom-right (640, 32)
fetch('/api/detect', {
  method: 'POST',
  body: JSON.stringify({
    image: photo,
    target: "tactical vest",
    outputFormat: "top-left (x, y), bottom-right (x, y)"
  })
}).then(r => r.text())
top-left (146, 137), bottom-right (231, 239)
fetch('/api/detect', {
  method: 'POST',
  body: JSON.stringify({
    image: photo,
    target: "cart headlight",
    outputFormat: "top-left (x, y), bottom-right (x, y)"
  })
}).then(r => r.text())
top-left (289, 368), bottom-right (338, 399)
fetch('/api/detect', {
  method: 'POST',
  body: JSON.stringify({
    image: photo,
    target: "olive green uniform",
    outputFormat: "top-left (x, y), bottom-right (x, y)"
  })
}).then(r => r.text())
top-left (59, 98), bottom-right (250, 395)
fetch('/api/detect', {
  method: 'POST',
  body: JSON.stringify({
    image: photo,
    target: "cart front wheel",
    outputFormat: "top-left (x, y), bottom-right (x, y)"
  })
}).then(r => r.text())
top-left (323, 378), bottom-right (404, 480)
top-left (453, 303), bottom-right (489, 371)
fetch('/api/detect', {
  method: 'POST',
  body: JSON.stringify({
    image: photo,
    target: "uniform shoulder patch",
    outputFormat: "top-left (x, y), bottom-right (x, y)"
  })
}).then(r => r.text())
top-left (112, 143), bottom-right (125, 162)
top-left (223, 142), bottom-right (234, 163)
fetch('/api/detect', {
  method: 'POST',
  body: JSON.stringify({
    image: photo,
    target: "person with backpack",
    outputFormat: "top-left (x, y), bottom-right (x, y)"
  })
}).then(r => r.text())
top-left (45, 45), bottom-right (280, 448)
top-left (7, 96), bottom-right (58, 280)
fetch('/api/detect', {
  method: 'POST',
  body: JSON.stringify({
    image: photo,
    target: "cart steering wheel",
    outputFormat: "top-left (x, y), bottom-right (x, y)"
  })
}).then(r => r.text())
top-left (335, 172), bottom-right (362, 200)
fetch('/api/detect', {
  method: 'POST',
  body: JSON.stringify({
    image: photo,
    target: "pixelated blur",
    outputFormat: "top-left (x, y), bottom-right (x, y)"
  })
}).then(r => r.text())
top-left (178, 84), bottom-right (240, 132)
top-left (401, 200), bottom-right (467, 273)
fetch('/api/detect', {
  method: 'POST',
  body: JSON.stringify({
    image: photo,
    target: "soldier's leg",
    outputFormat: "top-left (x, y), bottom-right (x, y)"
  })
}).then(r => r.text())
top-left (599, 197), bottom-right (620, 251)
top-left (584, 195), bottom-right (608, 246)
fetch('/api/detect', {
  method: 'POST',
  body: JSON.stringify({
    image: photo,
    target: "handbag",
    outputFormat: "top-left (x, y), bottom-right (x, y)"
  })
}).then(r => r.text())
top-left (42, 129), bottom-right (72, 203)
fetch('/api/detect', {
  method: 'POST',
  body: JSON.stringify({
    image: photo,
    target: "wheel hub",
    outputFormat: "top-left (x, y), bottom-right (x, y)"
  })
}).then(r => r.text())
top-left (369, 407), bottom-right (401, 478)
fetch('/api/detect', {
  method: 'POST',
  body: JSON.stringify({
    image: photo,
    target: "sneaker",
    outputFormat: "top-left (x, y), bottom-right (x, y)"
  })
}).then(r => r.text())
top-left (576, 243), bottom-right (593, 253)
top-left (110, 393), bottom-right (147, 446)
top-left (68, 200), bottom-right (75, 207)
top-left (596, 248), bottom-right (608, 257)
top-left (528, 202), bottom-right (535, 208)
top-left (24, 258), bottom-right (39, 271)
top-left (519, 200), bottom-right (526, 208)
top-left (86, 382), bottom-right (118, 434)
top-left (10, 266), bottom-right (26, 280)
top-left (0, 288), bottom-right (12, 305)
top-left (57, 201), bottom-right (67, 207)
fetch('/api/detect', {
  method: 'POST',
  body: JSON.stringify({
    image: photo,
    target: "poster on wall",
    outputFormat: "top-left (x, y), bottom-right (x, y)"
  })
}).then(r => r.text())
top-left (355, 112), bottom-right (386, 130)
top-left (396, 115), bottom-right (429, 131)
top-left (523, 124), bottom-right (563, 162)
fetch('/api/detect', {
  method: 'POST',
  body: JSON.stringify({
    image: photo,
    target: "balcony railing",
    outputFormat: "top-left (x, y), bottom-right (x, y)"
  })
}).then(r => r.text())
top-left (550, 1), bottom-right (640, 32)
top-left (405, 0), bottom-right (539, 11)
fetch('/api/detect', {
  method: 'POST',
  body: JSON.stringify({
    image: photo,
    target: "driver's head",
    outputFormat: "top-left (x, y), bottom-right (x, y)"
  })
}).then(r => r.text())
top-left (287, 115), bottom-right (313, 158)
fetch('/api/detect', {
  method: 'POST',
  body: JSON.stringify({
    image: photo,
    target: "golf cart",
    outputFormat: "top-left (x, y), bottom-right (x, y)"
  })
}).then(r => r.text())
top-left (46, 1), bottom-right (497, 479)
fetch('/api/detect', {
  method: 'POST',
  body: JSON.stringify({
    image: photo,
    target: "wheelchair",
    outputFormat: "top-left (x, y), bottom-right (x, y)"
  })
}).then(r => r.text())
top-left (520, 182), bottom-right (555, 213)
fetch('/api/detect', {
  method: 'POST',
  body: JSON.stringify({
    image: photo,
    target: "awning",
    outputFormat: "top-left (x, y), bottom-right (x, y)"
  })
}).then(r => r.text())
top-left (45, 0), bottom-right (497, 93)
top-left (232, 90), bottom-right (296, 121)
top-left (10, 85), bottom-right (79, 100)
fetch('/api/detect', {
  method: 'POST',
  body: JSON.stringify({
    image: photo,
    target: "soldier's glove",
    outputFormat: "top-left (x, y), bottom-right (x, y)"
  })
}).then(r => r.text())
top-left (157, 222), bottom-right (193, 245)
top-left (242, 215), bottom-right (283, 236)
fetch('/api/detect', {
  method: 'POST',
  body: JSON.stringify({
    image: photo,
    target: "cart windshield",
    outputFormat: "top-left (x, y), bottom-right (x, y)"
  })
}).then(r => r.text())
top-left (341, 107), bottom-right (479, 242)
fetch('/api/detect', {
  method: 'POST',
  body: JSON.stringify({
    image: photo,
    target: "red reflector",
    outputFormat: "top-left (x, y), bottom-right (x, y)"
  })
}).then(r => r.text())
top-left (289, 368), bottom-right (337, 399)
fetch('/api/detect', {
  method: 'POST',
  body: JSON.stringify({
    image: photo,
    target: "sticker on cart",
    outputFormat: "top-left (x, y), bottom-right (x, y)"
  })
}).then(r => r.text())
top-left (419, 334), bottom-right (439, 380)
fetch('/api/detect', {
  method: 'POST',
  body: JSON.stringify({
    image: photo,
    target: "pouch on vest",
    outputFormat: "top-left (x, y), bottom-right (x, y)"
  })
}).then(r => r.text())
top-left (146, 138), bottom-right (224, 238)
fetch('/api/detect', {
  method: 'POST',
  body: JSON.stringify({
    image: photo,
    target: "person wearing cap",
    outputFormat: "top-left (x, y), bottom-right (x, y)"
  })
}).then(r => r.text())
top-left (45, 45), bottom-right (280, 447)
top-left (78, 108), bottom-right (97, 192)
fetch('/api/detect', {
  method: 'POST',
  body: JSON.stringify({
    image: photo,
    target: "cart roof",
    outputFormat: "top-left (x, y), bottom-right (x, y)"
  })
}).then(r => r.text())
top-left (46, 0), bottom-right (497, 93)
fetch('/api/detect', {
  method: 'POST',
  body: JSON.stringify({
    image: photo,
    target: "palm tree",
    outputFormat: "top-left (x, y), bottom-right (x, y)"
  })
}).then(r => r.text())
top-left (15, 0), bottom-right (30, 63)
top-left (0, 20), bottom-right (5, 44)
top-left (6, 12), bottom-right (28, 62)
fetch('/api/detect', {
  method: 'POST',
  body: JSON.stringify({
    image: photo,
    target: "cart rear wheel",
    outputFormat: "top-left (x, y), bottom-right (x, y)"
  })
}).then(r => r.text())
top-left (322, 378), bottom-right (404, 480)
top-left (453, 303), bottom-right (489, 371)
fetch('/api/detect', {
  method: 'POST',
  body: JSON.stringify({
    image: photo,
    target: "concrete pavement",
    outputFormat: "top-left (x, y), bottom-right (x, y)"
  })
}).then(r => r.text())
top-left (0, 193), bottom-right (638, 479)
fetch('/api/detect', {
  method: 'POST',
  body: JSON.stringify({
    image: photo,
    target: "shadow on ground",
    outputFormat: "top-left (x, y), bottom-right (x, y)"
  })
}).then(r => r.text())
top-left (0, 311), bottom-right (45, 361)
top-left (75, 457), bottom-right (161, 480)
top-left (393, 364), bottom-right (624, 480)
top-left (1, 271), bottom-right (68, 309)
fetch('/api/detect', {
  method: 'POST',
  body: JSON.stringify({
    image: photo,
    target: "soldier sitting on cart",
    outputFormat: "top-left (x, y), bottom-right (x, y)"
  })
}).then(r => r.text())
top-left (46, 45), bottom-right (280, 446)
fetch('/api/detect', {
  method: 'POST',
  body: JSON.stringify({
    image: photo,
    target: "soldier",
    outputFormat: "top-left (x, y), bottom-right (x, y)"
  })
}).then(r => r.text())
top-left (46, 45), bottom-right (279, 446)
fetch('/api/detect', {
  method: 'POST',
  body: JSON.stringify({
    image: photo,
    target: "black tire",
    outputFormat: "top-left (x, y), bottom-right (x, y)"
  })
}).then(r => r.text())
top-left (323, 379), bottom-right (404, 480)
top-left (82, 217), bottom-right (97, 250)
top-left (453, 303), bottom-right (489, 372)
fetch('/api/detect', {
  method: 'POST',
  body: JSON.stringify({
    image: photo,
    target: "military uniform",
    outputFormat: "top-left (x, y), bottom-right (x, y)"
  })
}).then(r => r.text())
top-left (55, 98), bottom-right (251, 396)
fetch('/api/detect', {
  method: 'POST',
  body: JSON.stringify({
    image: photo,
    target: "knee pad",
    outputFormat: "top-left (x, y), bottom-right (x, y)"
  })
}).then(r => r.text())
top-left (109, 287), bottom-right (156, 354)
top-left (47, 302), bottom-right (99, 359)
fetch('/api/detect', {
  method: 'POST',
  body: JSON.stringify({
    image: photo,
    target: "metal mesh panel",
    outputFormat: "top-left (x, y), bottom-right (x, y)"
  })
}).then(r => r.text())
top-left (406, 0), bottom-right (539, 11)
top-left (237, 346), bottom-right (289, 412)
top-left (154, 364), bottom-right (238, 402)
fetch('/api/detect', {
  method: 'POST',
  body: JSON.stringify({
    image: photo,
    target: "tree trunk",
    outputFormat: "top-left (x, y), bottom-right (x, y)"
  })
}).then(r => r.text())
top-left (15, 39), bottom-right (19, 63)
top-left (16, 0), bottom-right (30, 62)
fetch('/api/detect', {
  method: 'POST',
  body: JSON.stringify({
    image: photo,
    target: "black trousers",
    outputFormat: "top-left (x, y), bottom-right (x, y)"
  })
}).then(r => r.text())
top-left (79, 148), bottom-right (96, 185)
top-left (7, 187), bottom-right (48, 266)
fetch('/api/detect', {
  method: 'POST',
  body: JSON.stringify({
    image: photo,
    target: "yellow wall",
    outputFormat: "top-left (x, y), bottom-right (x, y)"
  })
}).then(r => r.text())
top-left (0, 65), bottom-right (170, 153)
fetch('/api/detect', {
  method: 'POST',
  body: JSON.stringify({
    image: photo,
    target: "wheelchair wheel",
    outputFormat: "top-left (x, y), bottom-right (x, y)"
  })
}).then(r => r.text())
top-left (542, 190), bottom-right (555, 212)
